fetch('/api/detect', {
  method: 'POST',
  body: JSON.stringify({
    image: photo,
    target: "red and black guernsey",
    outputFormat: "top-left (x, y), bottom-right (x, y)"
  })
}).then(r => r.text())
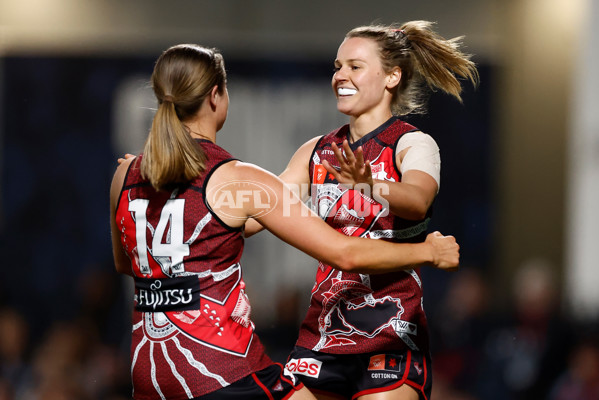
top-left (115, 140), bottom-right (272, 399)
top-left (295, 117), bottom-right (433, 355)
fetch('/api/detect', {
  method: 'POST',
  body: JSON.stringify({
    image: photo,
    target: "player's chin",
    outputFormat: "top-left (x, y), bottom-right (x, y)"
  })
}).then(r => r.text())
top-left (336, 102), bottom-right (354, 115)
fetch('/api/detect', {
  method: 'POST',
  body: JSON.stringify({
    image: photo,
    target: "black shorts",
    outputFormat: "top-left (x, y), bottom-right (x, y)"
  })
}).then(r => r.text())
top-left (197, 363), bottom-right (304, 399)
top-left (286, 346), bottom-right (432, 400)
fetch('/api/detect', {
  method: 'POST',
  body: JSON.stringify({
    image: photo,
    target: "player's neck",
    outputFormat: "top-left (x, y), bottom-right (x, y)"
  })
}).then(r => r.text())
top-left (348, 110), bottom-right (392, 142)
top-left (184, 121), bottom-right (216, 143)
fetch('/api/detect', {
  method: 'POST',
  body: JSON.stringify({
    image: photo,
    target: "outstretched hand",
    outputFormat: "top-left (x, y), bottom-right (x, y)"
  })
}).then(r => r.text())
top-left (426, 231), bottom-right (460, 271)
top-left (117, 153), bottom-right (136, 164)
top-left (322, 140), bottom-right (374, 187)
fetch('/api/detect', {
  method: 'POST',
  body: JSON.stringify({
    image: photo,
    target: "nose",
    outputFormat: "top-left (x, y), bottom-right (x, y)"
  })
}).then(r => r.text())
top-left (333, 66), bottom-right (348, 82)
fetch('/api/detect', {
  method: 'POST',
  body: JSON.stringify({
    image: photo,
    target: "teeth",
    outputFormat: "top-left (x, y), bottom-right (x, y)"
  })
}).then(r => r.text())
top-left (338, 87), bottom-right (357, 96)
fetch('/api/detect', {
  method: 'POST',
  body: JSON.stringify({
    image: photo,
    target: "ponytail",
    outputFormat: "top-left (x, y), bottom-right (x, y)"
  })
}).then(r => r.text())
top-left (140, 44), bottom-right (226, 191)
top-left (347, 21), bottom-right (479, 115)
top-left (401, 21), bottom-right (479, 102)
top-left (141, 98), bottom-right (206, 191)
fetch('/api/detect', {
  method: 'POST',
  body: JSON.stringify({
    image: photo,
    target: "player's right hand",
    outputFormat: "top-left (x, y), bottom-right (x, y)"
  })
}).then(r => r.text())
top-left (117, 153), bottom-right (136, 164)
top-left (426, 231), bottom-right (459, 271)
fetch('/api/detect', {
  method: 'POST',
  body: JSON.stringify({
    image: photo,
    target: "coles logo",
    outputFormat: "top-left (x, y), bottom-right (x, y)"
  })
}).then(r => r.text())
top-left (285, 358), bottom-right (322, 378)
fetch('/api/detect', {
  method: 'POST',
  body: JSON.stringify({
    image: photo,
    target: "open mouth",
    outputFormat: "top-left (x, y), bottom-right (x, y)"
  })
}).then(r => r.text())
top-left (337, 87), bottom-right (357, 96)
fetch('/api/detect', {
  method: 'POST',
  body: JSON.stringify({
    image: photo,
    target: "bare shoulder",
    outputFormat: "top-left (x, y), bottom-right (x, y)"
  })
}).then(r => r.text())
top-left (209, 160), bottom-right (277, 183)
top-left (206, 160), bottom-right (283, 228)
top-left (115, 156), bottom-right (136, 177)
top-left (280, 135), bottom-right (322, 184)
top-left (293, 135), bottom-right (323, 160)
top-left (110, 156), bottom-right (136, 206)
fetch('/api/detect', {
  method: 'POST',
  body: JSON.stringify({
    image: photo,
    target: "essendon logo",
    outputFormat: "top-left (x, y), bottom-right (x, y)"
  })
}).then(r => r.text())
top-left (367, 354), bottom-right (402, 372)
top-left (370, 161), bottom-right (392, 181)
top-left (285, 358), bottom-right (322, 378)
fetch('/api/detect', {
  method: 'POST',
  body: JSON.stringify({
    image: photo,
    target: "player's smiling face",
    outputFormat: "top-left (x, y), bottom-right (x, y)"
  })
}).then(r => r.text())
top-left (332, 37), bottom-right (391, 118)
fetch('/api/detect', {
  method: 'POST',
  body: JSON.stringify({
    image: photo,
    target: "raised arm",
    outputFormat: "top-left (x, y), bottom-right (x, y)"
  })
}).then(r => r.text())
top-left (322, 134), bottom-right (439, 220)
top-left (207, 160), bottom-right (458, 274)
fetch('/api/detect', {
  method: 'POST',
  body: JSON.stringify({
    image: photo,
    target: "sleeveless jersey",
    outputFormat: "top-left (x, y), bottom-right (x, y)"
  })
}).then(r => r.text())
top-left (115, 140), bottom-right (272, 399)
top-left (295, 117), bottom-right (433, 354)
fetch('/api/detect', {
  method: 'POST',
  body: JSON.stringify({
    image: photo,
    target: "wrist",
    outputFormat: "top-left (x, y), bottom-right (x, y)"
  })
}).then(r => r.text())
top-left (420, 241), bottom-right (434, 265)
top-left (353, 179), bottom-right (375, 195)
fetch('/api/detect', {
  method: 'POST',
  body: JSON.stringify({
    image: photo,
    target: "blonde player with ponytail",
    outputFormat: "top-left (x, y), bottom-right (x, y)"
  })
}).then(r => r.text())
top-left (266, 21), bottom-right (479, 400)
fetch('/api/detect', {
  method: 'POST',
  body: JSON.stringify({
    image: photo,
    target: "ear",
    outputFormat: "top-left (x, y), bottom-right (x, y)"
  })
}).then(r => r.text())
top-left (209, 85), bottom-right (220, 110)
top-left (386, 67), bottom-right (401, 89)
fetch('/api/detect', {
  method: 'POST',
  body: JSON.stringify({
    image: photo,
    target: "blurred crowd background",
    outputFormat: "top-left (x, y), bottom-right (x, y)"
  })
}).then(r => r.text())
top-left (1, 0), bottom-right (598, 399)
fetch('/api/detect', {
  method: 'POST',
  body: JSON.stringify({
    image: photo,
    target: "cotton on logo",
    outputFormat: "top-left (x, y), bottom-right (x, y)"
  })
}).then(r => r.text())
top-left (285, 358), bottom-right (322, 379)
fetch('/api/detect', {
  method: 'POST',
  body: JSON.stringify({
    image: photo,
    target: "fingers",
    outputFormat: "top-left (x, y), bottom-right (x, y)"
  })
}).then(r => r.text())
top-left (427, 232), bottom-right (460, 271)
top-left (332, 142), bottom-right (369, 171)
top-left (364, 160), bottom-right (372, 178)
top-left (322, 159), bottom-right (341, 180)
top-left (327, 141), bottom-right (374, 186)
top-left (331, 140), bottom-right (360, 166)
top-left (355, 146), bottom-right (365, 167)
top-left (331, 142), bottom-right (347, 166)
top-left (432, 231), bottom-right (456, 243)
top-left (342, 140), bottom-right (356, 164)
top-left (117, 153), bottom-right (136, 164)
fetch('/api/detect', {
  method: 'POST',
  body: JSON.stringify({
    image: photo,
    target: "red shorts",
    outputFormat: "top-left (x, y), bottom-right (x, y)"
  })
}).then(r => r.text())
top-left (286, 347), bottom-right (432, 400)
top-left (197, 363), bottom-right (303, 399)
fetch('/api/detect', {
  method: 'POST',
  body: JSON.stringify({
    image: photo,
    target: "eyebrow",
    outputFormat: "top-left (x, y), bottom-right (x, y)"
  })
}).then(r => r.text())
top-left (334, 58), bottom-right (366, 64)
